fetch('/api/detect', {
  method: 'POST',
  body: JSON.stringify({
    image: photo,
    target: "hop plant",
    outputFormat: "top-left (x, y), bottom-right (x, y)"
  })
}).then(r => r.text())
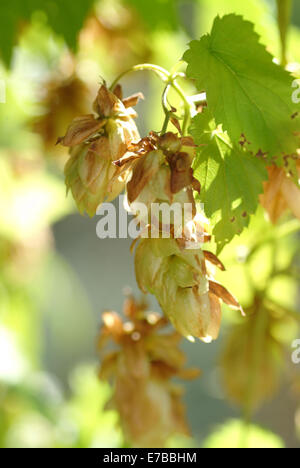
top-left (98, 296), bottom-right (200, 448)
top-left (57, 84), bottom-right (141, 216)
top-left (52, 10), bottom-right (300, 448)
top-left (135, 238), bottom-right (242, 342)
top-left (123, 130), bottom-right (242, 342)
top-left (113, 125), bottom-right (243, 341)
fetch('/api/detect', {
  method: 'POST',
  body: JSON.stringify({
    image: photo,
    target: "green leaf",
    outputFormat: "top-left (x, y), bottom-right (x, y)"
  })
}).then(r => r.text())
top-left (0, 1), bottom-right (25, 66)
top-left (41, 0), bottom-right (95, 52)
top-left (183, 14), bottom-right (299, 167)
top-left (125, 0), bottom-right (180, 31)
top-left (0, 0), bottom-right (95, 66)
top-left (190, 111), bottom-right (268, 248)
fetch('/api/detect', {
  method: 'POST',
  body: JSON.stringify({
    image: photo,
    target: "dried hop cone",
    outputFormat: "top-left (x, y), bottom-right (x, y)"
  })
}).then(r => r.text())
top-left (135, 238), bottom-right (242, 342)
top-left (98, 296), bottom-right (200, 448)
top-left (33, 75), bottom-right (90, 153)
top-left (260, 156), bottom-right (300, 223)
top-left (122, 132), bottom-right (201, 234)
top-left (57, 84), bottom-right (142, 216)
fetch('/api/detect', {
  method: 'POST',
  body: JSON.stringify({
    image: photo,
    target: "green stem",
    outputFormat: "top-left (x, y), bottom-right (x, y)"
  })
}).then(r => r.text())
top-left (110, 63), bottom-right (170, 91)
top-left (161, 83), bottom-right (172, 133)
top-left (110, 63), bottom-right (194, 135)
top-left (170, 60), bottom-right (186, 76)
top-left (170, 79), bottom-right (192, 135)
top-left (161, 114), bottom-right (171, 134)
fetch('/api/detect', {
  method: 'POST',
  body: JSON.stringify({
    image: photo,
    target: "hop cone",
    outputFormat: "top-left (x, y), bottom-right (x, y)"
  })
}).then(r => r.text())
top-left (98, 296), bottom-right (200, 448)
top-left (58, 84), bottom-right (141, 216)
top-left (126, 132), bottom-right (201, 234)
top-left (135, 238), bottom-right (241, 342)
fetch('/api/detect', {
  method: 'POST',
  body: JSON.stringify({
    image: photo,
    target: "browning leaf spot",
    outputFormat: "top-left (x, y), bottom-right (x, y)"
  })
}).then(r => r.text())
top-left (255, 149), bottom-right (268, 159)
top-left (239, 133), bottom-right (251, 148)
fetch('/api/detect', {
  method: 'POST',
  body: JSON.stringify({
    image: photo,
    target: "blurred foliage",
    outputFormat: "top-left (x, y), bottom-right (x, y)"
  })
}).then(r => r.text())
top-left (203, 419), bottom-right (285, 448)
top-left (126, 0), bottom-right (180, 31)
top-left (206, 209), bottom-right (300, 424)
top-left (0, 0), bottom-right (299, 449)
top-left (0, 0), bottom-right (95, 66)
top-left (0, 364), bottom-right (122, 448)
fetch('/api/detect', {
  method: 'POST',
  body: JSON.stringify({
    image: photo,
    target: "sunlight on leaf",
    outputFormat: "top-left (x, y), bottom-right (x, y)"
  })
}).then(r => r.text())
top-left (190, 110), bottom-right (267, 247)
top-left (184, 14), bottom-right (299, 166)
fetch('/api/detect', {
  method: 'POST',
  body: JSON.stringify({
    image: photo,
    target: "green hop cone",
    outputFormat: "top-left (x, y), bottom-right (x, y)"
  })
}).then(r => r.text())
top-left (64, 137), bottom-right (125, 216)
top-left (135, 238), bottom-right (242, 342)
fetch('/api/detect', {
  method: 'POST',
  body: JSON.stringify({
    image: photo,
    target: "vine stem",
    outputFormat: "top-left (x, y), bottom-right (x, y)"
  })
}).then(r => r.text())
top-left (171, 79), bottom-right (192, 135)
top-left (110, 63), bottom-right (170, 90)
top-left (110, 63), bottom-right (194, 135)
top-left (161, 83), bottom-right (172, 134)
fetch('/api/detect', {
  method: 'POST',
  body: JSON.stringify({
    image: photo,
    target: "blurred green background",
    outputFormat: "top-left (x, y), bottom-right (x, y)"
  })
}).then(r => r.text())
top-left (0, 0), bottom-right (300, 448)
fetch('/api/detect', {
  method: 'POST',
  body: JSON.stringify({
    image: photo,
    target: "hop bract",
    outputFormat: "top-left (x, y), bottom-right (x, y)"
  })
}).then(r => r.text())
top-left (98, 296), bottom-right (200, 448)
top-left (135, 238), bottom-right (242, 342)
top-left (58, 84), bottom-right (141, 216)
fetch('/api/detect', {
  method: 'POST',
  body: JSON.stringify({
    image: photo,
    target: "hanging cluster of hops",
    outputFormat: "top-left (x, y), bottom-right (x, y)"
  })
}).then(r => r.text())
top-left (98, 296), bottom-right (200, 447)
top-left (57, 84), bottom-right (141, 216)
top-left (124, 131), bottom-right (243, 342)
top-left (58, 83), bottom-right (243, 342)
